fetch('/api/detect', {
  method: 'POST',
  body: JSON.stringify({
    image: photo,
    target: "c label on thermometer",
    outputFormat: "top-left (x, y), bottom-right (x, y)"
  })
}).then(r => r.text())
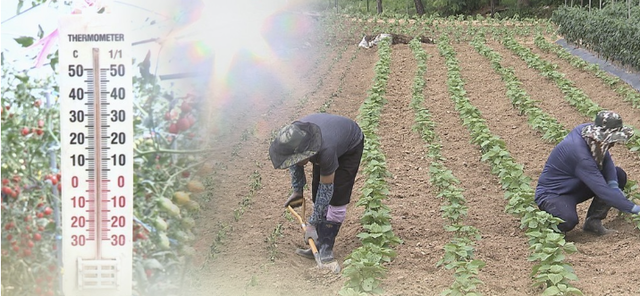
top-left (59, 14), bottom-right (133, 295)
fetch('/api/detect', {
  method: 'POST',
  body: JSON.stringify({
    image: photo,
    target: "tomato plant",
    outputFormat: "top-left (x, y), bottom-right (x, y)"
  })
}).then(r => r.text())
top-left (2, 8), bottom-right (212, 296)
top-left (1, 57), bottom-right (62, 295)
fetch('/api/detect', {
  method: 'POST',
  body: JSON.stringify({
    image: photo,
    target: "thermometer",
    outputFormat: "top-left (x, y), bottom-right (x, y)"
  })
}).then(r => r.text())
top-left (59, 14), bottom-right (133, 295)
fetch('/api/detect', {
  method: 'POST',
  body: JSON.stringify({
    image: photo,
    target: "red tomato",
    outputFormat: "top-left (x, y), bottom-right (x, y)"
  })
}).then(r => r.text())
top-left (177, 118), bottom-right (190, 131)
top-left (168, 123), bottom-right (178, 134)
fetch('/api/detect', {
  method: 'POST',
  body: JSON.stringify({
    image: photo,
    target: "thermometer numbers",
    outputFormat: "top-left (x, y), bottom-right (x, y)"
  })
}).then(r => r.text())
top-left (71, 216), bottom-right (87, 227)
top-left (110, 132), bottom-right (126, 144)
top-left (71, 234), bottom-right (86, 246)
top-left (69, 88), bottom-right (85, 100)
top-left (111, 87), bottom-right (126, 100)
top-left (68, 64), bottom-right (85, 77)
top-left (111, 234), bottom-right (125, 246)
top-left (69, 132), bottom-right (86, 145)
top-left (111, 195), bottom-right (126, 207)
top-left (110, 216), bottom-right (125, 227)
top-left (70, 154), bottom-right (86, 166)
top-left (110, 110), bottom-right (125, 122)
top-left (70, 110), bottom-right (85, 122)
top-left (72, 196), bottom-right (87, 208)
top-left (109, 64), bottom-right (125, 77)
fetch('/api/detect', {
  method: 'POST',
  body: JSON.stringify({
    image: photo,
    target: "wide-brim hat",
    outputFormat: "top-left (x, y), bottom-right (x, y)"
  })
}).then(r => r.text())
top-left (584, 110), bottom-right (634, 144)
top-left (269, 121), bottom-right (322, 169)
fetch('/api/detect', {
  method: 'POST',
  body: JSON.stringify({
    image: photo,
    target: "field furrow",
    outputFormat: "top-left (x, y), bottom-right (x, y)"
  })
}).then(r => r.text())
top-left (423, 42), bottom-right (535, 295)
top-left (328, 49), bottom-right (380, 119)
top-left (293, 45), bottom-right (359, 119)
top-left (520, 37), bottom-right (640, 129)
top-left (453, 41), bottom-right (551, 178)
top-left (532, 35), bottom-right (640, 110)
top-left (487, 40), bottom-right (640, 183)
top-left (486, 39), bottom-right (589, 129)
top-left (376, 44), bottom-right (450, 295)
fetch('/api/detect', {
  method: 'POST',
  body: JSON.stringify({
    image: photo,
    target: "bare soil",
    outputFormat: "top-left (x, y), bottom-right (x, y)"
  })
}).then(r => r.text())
top-left (181, 17), bottom-right (640, 296)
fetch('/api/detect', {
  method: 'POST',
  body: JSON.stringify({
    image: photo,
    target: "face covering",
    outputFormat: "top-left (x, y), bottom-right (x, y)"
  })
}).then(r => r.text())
top-left (581, 123), bottom-right (634, 170)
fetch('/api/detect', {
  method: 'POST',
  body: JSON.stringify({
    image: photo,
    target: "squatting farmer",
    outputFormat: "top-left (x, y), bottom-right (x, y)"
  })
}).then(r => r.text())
top-left (535, 110), bottom-right (640, 235)
top-left (269, 113), bottom-right (364, 272)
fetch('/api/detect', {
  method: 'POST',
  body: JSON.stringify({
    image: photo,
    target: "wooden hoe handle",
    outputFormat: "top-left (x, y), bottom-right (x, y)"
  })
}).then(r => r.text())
top-left (287, 205), bottom-right (319, 254)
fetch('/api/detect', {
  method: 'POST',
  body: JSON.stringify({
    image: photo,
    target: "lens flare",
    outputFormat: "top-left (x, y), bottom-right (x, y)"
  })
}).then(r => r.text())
top-left (171, 0), bottom-right (320, 138)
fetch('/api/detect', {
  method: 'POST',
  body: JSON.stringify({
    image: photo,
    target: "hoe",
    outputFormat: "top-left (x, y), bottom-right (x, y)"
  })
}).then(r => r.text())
top-left (287, 201), bottom-right (340, 273)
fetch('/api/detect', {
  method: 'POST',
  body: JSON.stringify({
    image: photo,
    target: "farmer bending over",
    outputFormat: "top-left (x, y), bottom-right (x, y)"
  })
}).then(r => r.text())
top-left (535, 111), bottom-right (640, 235)
top-left (269, 113), bottom-right (364, 272)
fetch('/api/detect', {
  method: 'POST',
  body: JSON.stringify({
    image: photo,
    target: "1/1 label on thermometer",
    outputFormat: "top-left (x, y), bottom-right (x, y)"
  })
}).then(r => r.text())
top-left (59, 15), bottom-right (132, 295)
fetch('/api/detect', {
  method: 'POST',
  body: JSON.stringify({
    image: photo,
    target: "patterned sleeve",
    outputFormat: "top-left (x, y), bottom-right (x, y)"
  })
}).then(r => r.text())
top-left (289, 165), bottom-right (306, 192)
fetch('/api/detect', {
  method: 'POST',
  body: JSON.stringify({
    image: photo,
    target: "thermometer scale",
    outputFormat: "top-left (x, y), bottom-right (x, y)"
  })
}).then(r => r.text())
top-left (59, 15), bottom-right (133, 296)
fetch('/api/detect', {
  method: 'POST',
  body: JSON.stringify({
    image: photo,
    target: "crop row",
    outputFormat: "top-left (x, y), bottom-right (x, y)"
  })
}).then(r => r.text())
top-left (499, 34), bottom-right (640, 154)
top-left (532, 34), bottom-right (640, 111)
top-left (438, 34), bottom-right (582, 296)
top-left (473, 26), bottom-right (640, 240)
top-left (409, 37), bottom-right (485, 296)
top-left (471, 32), bottom-right (569, 142)
top-left (339, 38), bottom-right (402, 296)
top-left (497, 33), bottom-right (640, 230)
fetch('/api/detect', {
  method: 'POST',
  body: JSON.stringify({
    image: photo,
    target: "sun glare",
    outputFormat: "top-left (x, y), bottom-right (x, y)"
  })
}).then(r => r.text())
top-left (194, 1), bottom-right (282, 82)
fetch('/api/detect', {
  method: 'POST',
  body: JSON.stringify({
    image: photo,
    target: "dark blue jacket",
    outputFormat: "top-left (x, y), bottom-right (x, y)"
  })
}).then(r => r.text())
top-left (535, 123), bottom-right (635, 213)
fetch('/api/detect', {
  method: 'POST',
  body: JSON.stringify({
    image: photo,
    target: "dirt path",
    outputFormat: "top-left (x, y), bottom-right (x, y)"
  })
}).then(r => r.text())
top-left (486, 39), bottom-right (589, 130)
top-left (521, 37), bottom-right (640, 129)
top-left (376, 44), bottom-right (452, 295)
top-left (453, 41), bottom-right (552, 179)
top-left (427, 41), bottom-right (534, 295)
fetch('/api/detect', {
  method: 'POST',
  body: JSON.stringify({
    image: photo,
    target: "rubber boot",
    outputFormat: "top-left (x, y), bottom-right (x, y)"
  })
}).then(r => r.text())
top-left (295, 221), bottom-right (342, 260)
top-left (317, 221), bottom-right (340, 259)
top-left (296, 221), bottom-right (342, 274)
top-left (583, 197), bottom-right (613, 236)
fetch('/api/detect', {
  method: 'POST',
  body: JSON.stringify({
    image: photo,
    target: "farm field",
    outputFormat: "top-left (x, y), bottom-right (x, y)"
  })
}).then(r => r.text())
top-left (184, 14), bottom-right (640, 296)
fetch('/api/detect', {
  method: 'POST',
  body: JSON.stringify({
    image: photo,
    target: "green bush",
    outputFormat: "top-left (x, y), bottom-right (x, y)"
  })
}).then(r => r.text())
top-left (552, 4), bottom-right (640, 70)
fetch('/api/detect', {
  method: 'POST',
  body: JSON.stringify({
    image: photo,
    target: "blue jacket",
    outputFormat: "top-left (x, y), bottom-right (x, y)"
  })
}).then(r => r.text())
top-left (535, 123), bottom-right (636, 213)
